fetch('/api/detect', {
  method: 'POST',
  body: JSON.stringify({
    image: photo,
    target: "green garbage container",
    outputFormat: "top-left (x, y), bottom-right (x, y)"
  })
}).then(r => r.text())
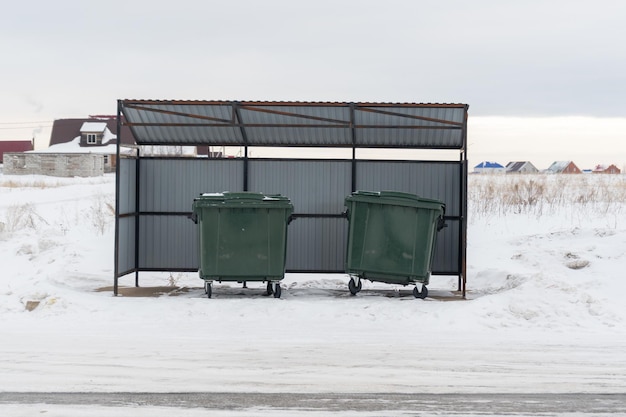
top-left (344, 191), bottom-right (445, 298)
top-left (192, 192), bottom-right (294, 298)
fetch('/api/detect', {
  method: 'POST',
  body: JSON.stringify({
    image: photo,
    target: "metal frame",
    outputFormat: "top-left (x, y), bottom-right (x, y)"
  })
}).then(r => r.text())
top-left (114, 100), bottom-right (468, 297)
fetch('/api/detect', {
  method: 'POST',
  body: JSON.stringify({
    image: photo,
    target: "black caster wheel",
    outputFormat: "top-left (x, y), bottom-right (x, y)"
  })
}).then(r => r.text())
top-left (266, 281), bottom-right (274, 296)
top-left (273, 283), bottom-right (282, 299)
top-left (348, 278), bottom-right (362, 295)
top-left (413, 285), bottom-right (428, 299)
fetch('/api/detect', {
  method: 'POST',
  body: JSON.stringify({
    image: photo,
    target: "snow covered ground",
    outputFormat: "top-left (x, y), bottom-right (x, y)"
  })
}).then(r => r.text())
top-left (1, 171), bottom-right (625, 415)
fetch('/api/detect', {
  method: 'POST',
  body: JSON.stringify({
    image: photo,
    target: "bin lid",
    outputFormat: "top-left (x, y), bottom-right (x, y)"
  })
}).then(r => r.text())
top-left (202, 192), bottom-right (264, 200)
top-left (193, 191), bottom-right (293, 210)
top-left (346, 190), bottom-right (445, 211)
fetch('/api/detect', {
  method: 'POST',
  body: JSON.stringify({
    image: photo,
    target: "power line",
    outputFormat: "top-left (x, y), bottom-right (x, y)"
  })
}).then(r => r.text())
top-left (0, 125), bottom-right (53, 130)
top-left (0, 120), bottom-right (52, 125)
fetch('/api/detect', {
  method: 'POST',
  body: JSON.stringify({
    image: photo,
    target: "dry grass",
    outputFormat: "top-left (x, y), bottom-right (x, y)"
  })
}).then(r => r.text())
top-left (89, 193), bottom-right (116, 235)
top-left (0, 179), bottom-right (62, 189)
top-left (2, 203), bottom-right (49, 232)
top-left (469, 174), bottom-right (626, 219)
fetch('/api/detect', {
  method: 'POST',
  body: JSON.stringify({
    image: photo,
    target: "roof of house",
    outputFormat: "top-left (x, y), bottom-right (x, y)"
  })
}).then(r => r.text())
top-left (49, 118), bottom-right (136, 147)
top-left (32, 136), bottom-right (135, 155)
top-left (547, 161), bottom-right (576, 172)
top-left (506, 161), bottom-right (525, 171)
top-left (80, 122), bottom-right (108, 132)
top-left (0, 140), bottom-right (33, 153)
top-left (594, 164), bottom-right (614, 170)
top-left (35, 134), bottom-right (195, 157)
top-left (474, 161), bottom-right (504, 169)
top-left (0, 140), bottom-right (34, 163)
top-left (506, 161), bottom-right (538, 172)
top-left (37, 137), bottom-right (117, 154)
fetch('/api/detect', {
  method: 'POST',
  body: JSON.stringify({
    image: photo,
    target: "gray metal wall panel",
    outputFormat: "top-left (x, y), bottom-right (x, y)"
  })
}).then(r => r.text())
top-left (118, 158), bottom-right (136, 215)
top-left (355, 161), bottom-right (461, 217)
top-left (432, 220), bottom-right (459, 273)
top-left (139, 159), bottom-right (244, 212)
top-left (248, 160), bottom-right (352, 214)
top-left (138, 216), bottom-right (198, 269)
top-left (117, 216), bottom-right (136, 274)
top-left (285, 218), bottom-right (347, 271)
top-left (120, 157), bottom-right (463, 276)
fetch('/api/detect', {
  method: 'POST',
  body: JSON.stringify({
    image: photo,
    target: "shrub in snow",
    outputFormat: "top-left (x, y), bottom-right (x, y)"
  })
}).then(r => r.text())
top-left (88, 194), bottom-right (115, 235)
top-left (3, 203), bottom-right (47, 233)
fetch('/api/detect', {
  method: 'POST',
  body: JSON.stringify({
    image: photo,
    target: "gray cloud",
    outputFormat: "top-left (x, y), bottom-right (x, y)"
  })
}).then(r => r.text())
top-left (2, 0), bottom-right (626, 117)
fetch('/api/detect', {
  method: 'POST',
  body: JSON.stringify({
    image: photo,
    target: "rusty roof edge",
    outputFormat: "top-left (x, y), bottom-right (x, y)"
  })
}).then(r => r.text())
top-left (119, 99), bottom-right (469, 109)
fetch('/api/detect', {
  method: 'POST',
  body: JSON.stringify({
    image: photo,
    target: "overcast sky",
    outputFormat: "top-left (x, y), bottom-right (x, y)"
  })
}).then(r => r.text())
top-left (1, 0), bottom-right (625, 169)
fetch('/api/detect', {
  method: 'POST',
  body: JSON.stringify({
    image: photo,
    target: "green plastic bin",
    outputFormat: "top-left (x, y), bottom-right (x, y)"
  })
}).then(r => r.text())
top-left (192, 192), bottom-right (294, 298)
top-left (344, 191), bottom-right (445, 298)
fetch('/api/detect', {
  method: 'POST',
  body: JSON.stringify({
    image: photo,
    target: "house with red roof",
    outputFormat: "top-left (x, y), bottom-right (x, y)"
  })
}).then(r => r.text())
top-left (592, 164), bottom-right (621, 174)
top-left (0, 140), bottom-right (33, 163)
top-left (546, 161), bottom-right (582, 174)
top-left (44, 117), bottom-right (134, 172)
top-left (3, 117), bottom-right (137, 177)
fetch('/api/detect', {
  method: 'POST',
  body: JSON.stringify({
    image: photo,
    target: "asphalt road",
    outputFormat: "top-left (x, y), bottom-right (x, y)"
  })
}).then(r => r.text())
top-left (1, 392), bottom-right (626, 414)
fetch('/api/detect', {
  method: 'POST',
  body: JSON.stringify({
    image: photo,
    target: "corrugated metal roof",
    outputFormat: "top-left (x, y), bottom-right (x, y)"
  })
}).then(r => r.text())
top-left (119, 100), bottom-right (468, 149)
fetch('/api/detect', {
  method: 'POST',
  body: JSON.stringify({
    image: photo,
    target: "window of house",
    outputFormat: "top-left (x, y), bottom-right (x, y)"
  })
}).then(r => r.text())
top-left (103, 155), bottom-right (109, 164)
top-left (86, 133), bottom-right (97, 144)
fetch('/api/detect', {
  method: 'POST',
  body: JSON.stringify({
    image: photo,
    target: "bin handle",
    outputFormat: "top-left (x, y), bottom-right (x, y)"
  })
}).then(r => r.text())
top-left (437, 216), bottom-right (447, 231)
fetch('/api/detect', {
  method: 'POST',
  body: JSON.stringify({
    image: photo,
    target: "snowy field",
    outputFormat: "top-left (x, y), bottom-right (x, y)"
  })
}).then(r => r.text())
top-left (1, 171), bottom-right (625, 415)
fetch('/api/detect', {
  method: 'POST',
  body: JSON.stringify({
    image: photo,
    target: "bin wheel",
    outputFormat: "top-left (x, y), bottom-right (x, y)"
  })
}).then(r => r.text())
top-left (273, 284), bottom-right (282, 299)
top-left (266, 281), bottom-right (274, 295)
top-left (348, 278), bottom-right (362, 295)
top-left (413, 285), bottom-right (428, 299)
top-left (206, 283), bottom-right (212, 299)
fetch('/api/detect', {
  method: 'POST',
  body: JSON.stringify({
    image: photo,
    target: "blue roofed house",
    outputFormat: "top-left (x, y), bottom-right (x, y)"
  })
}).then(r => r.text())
top-left (473, 161), bottom-right (505, 174)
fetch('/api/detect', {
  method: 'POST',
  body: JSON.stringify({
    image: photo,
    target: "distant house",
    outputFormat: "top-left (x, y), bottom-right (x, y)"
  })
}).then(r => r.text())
top-left (506, 161), bottom-right (539, 174)
top-left (46, 117), bottom-right (135, 172)
top-left (48, 117), bottom-right (134, 148)
top-left (4, 117), bottom-right (136, 177)
top-left (546, 161), bottom-right (581, 174)
top-left (0, 140), bottom-right (33, 163)
top-left (473, 161), bottom-right (505, 174)
top-left (592, 164), bottom-right (621, 174)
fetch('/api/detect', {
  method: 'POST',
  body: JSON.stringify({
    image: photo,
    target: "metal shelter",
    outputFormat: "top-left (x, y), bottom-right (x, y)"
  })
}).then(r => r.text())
top-left (114, 100), bottom-right (469, 296)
